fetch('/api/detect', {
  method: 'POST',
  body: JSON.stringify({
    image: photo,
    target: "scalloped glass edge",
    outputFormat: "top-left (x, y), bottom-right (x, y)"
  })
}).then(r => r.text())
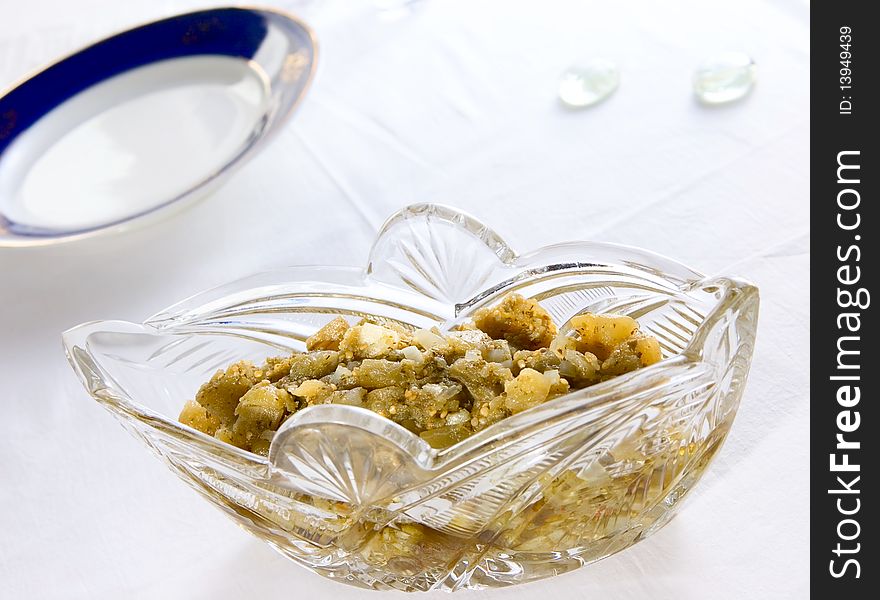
top-left (62, 203), bottom-right (759, 591)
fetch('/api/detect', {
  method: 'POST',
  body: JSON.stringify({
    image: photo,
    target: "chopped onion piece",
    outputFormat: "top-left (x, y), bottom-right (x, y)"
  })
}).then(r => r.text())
top-left (414, 328), bottom-right (445, 350)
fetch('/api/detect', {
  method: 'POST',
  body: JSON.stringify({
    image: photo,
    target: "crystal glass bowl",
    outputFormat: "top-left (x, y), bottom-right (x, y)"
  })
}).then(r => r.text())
top-left (63, 204), bottom-right (759, 591)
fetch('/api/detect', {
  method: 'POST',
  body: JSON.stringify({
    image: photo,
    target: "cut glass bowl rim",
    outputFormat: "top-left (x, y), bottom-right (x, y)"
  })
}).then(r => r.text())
top-left (62, 203), bottom-right (758, 473)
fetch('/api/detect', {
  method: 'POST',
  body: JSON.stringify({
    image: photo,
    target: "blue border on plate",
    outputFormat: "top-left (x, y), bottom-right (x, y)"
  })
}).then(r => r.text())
top-left (0, 8), bottom-right (269, 154)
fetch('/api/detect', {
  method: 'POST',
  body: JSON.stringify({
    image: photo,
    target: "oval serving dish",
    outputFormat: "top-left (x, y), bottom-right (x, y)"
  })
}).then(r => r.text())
top-left (0, 7), bottom-right (316, 247)
top-left (63, 204), bottom-right (759, 591)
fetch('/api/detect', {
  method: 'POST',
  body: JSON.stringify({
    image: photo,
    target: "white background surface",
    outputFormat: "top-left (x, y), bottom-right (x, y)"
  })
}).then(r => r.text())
top-left (0, 1), bottom-right (809, 598)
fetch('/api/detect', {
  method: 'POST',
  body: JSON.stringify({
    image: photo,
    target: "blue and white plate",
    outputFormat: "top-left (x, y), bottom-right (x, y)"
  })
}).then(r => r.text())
top-left (0, 7), bottom-right (316, 247)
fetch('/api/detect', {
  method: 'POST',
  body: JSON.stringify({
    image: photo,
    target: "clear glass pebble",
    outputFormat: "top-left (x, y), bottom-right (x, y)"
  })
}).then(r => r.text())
top-left (558, 59), bottom-right (620, 108)
top-left (693, 52), bottom-right (757, 104)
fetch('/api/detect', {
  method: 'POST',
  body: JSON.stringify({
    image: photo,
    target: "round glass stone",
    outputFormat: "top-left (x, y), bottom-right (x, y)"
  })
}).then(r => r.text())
top-left (693, 52), bottom-right (757, 104)
top-left (558, 59), bottom-right (620, 108)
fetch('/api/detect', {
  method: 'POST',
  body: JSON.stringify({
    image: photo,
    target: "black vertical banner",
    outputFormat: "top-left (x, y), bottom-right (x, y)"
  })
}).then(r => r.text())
top-left (812, 4), bottom-right (875, 597)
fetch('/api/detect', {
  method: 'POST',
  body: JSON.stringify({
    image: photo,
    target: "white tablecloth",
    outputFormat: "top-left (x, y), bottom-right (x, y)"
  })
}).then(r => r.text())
top-left (0, 1), bottom-right (810, 598)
